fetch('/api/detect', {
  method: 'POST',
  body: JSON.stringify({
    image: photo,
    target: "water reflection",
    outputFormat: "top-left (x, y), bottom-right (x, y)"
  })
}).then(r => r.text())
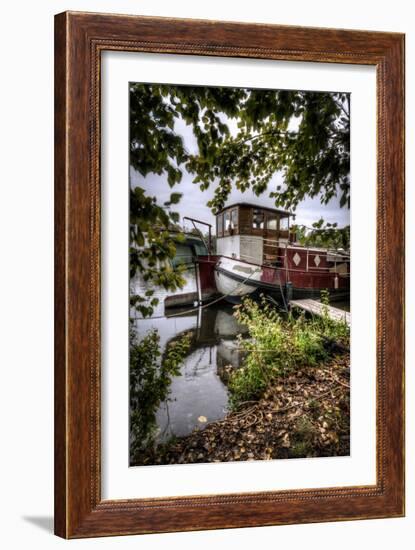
top-left (132, 302), bottom-right (246, 446)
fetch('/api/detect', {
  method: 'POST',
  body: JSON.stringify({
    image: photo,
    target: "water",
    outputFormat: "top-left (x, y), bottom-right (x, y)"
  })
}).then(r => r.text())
top-left (131, 273), bottom-right (246, 445)
top-left (130, 272), bottom-right (350, 448)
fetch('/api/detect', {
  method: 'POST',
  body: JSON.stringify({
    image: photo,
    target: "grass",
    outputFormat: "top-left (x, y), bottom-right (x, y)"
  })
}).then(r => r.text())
top-left (228, 294), bottom-right (350, 409)
top-left (290, 417), bottom-right (318, 458)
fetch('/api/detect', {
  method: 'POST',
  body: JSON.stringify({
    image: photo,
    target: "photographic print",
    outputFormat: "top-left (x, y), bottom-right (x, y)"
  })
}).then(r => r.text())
top-left (129, 83), bottom-right (351, 467)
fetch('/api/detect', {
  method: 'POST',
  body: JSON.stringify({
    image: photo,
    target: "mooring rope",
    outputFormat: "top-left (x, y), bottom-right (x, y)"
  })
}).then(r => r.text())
top-left (164, 267), bottom-right (262, 318)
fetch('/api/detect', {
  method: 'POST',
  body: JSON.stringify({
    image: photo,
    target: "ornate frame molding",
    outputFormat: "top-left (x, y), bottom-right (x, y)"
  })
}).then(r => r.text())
top-left (55, 11), bottom-right (404, 538)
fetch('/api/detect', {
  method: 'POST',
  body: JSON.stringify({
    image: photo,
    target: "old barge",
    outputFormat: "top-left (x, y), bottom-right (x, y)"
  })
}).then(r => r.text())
top-left (213, 203), bottom-right (349, 303)
top-left (132, 206), bottom-right (349, 313)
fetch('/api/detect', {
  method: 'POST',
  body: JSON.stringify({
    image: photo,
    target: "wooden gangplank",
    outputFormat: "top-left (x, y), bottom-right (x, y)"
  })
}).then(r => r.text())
top-left (290, 299), bottom-right (350, 327)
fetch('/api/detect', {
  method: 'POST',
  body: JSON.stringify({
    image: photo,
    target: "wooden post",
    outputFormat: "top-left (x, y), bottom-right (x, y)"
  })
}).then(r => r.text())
top-left (195, 261), bottom-right (202, 305)
top-left (286, 281), bottom-right (293, 304)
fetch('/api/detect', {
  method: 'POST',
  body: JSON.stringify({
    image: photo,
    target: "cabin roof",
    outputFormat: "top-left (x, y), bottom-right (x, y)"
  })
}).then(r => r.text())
top-left (216, 202), bottom-right (291, 218)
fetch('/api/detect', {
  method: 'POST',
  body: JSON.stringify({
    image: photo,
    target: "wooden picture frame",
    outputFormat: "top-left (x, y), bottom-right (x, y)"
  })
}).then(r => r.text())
top-left (54, 11), bottom-right (405, 538)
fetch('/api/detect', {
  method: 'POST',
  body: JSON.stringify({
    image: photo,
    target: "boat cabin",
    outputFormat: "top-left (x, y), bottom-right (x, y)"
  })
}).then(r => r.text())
top-left (216, 203), bottom-right (291, 265)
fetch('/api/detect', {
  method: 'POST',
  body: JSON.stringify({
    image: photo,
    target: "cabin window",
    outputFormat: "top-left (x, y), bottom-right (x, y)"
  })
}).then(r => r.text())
top-left (192, 241), bottom-right (208, 257)
top-left (217, 213), bottom-right (223, 236)
top-left (230, 208), bottom-right (238, 233)
top-left (171, 243), bottom-right (194, 268)
top-left (252, 209), bottom-right (264, 229)
top-left (224, 211), bottom-right (231, 234)
top-left (267, 214), bottom-right (278, 231)
top-left (280, 217), bottom-right (289, 231)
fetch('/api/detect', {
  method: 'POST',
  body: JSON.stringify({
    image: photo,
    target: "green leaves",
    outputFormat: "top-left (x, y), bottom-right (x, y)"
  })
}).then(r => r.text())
top-left (130, 84), bottom-right (350, 215)
top-left (129, 327), bottom-right (192, 461)
top-left (169, 211), bottom-right (180, 223)
top-left (164, 192), bottom-right (182, 206)
top-left (293, 222), bottom-right (350, 250)
top-left (229, 297), bottom-right (350, 409)
top-left (129, 185), bottom-right (187, 317)
top-left (167, 166), bottom-right (182, 187)
top-left (179, 88), bottom-right (349, 213)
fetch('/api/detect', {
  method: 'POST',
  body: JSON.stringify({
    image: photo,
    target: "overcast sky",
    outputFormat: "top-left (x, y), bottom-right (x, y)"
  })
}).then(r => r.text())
top-left (130, 91), bottom-right (350, 234)
top-left (130, 168), bottom-right (349, 234)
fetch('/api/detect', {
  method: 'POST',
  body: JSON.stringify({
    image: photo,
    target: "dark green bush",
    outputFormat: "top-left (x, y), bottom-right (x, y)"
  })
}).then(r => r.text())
top-left (228, 296), bottom-right (349, 408)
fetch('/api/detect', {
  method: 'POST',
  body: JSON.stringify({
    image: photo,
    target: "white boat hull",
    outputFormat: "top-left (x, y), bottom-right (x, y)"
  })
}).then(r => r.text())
top-left (214, 257), bottom-right (262, 299)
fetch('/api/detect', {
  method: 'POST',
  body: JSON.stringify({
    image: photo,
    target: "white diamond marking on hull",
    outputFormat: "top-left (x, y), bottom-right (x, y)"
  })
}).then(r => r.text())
top-left (293, 252), bottom-right (301, 266)
top-left (314, 255), bottom-right (321, 267)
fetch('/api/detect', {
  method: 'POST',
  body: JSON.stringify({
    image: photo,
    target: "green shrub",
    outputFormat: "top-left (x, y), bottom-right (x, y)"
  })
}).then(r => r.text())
top-left (229, 296), bottom-right (349, 409)
top-left (129, 326), bottom-right (191, 461)
top-left (315, 290), bottom-right (350, 344)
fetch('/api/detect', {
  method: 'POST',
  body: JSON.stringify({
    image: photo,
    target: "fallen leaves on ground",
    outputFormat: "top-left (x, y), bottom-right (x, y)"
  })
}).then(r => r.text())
top-left (135, 353), bottom-right (350, 466)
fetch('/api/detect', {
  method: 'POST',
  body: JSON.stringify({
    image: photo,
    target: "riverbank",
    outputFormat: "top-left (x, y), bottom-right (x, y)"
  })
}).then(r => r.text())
top-left (130, 296), bottom-right (350, 466)
top-left (136, 351), bottom-right (349, 465)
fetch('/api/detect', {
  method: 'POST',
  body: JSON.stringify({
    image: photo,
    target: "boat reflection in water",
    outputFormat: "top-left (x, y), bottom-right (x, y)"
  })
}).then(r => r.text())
top-left (134, 302), bottom-right (247, 446)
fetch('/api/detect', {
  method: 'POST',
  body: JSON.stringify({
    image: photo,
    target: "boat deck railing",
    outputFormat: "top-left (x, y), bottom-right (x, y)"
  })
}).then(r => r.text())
top-left (238, 237), bottom-right (350, 277)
